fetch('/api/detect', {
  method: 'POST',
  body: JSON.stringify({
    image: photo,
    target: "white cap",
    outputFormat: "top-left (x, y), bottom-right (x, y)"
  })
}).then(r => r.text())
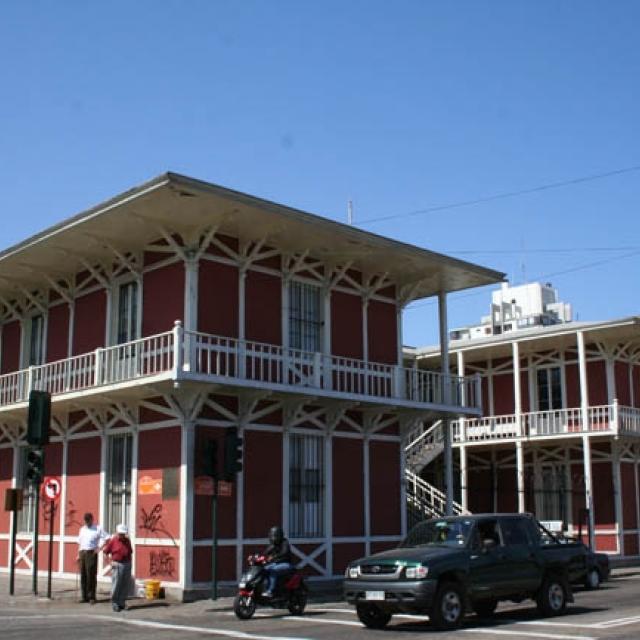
top-left (116, 524), bottom-right (128, 535)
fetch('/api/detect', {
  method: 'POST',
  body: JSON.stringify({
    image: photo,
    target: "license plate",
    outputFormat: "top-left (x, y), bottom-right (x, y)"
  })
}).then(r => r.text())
top-left (365, 591), bottom-right (385, 601)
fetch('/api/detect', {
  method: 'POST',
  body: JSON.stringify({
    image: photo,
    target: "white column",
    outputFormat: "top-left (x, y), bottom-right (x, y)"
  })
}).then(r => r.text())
top-left (238, 269), bottom-right (247, 378)
top-left (57, 436), bottom-right (68, 574)
top-left (513, 342), bottom-right (523, 435)
top-left (322, 285), bottom-right (332, 388)
top-left (487, 358), bottom-right (495, 416)
top-left (582, 434), bottom-right (595, 549)
top-left (399, 439), bottom-right (408, 538)
top-left (324, 431), bottom-right (333, 577)
top-left (516, 441), bottom-right (525, 513)
top-left (612, 442), bottom-right (624, 556)
top-left (67, 302), bottom-right (75, 358)
top-left (238, 269), bottom-right (247, 341)
top-left (179, 420), bottom-right (195, 590)
top-left (460, 445), bottom-right (468, 513)
top-left (565, 446), bottom-right (573, 533)
top-left (605, 352), bottom-right (616, 405)
top-left (183, 258), bottom-right (199, 372)
top-left (578, 331), bottom-right (595, 545)
top-left (363, 435), bottom-right (371, 556)
top-left (98, 431), bottom-right (108, 577)
top-left (130, 427), bottom-right (139, 572)
top-left (362, 297), bottom-right (369, 362)
top-left (458, 350), bottom-right (468, 512)
top-left (281, 429), bottom-right (290, 536)
top-left (438, 290), bottom-right (453, 515)
top-left (184, 258), bottom-right (199, 331)
top-left (235, 423), bottom-right (246, 581)
top-left (104, 288), bottom-right (112, 346)
top-left (9, 445), bottom-right (19, 571)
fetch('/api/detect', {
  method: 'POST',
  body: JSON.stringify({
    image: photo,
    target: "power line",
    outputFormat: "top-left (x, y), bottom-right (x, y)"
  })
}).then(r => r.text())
top-left (445, 246), bottom-right (640, 256)
top-left (404, 248), bottom-right (640, 313)
top-left (357, 164), bottom-right (640, 226)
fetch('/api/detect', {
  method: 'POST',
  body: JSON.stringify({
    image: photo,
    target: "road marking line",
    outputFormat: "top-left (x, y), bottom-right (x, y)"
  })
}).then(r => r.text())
top-left (463, 628), bottom-right (598, 640)
top-left (515, 614), bottom-right (640, 629)
top-left (594, 614), bottom-right (640, 628)
top-left (281, 615), bottom-right (362, 627)
top-left (94, 615), bottom-right (315, 640)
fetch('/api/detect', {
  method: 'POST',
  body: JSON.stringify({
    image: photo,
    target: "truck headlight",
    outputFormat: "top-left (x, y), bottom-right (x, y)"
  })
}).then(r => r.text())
top-left (405, 565), bottom-right (428, 579)
top-left (348, 566), bottom-right (360, 579)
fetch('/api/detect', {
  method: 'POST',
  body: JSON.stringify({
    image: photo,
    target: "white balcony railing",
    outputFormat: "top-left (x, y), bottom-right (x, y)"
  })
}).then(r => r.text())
top-left (452, 402), bottom-right (640, 444)
top-left (0, 323), bottom-right (482, 412)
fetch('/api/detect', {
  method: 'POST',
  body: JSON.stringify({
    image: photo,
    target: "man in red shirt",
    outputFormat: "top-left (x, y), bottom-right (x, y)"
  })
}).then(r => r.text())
top-left (103, 524), bottom-right (133, 612)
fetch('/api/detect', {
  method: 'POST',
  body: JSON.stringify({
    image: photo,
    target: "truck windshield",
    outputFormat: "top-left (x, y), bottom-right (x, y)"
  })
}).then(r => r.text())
top-left (400, 519), bottom-right (474, 548)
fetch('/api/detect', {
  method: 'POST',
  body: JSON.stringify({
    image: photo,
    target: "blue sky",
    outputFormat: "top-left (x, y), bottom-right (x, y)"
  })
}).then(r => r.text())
top-left (1, 1), bottom-right (639, 346)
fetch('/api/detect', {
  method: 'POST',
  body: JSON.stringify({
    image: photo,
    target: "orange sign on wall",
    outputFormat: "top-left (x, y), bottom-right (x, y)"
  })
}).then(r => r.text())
top-left (138, 475), bottom-right (162, 495)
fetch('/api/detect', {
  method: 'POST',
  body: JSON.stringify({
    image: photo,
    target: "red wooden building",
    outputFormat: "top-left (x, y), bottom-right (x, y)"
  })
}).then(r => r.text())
top-left (0, 173), bottom-right (501, 598)
top-left (409, 316), bottom-right (640, 558)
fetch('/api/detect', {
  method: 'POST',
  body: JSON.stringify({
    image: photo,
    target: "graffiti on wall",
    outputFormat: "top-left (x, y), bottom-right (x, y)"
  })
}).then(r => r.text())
top-left (139, 503), bottom-right (177, 546)
top-left (149, 550), bottom-right (176, 577)
top-left (65, 500), bottom-right (83, 529)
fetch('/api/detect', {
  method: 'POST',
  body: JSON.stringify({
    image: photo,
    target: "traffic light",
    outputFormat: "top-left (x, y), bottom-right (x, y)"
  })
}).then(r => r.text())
top-left (26, 448), bottom-right (44, 485)
top-left (203, 440), bottom-right (218, 479)
top-left (27, 390), bottom-right (51, 447)
top-left (223, 427), bottom-right (243, 481)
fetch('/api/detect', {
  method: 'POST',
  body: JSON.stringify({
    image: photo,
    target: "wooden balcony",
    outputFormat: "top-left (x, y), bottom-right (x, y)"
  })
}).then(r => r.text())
top-left (452, 402), bottom-right (640, 445)
top-left (0, 322), bottom-right (483, 417)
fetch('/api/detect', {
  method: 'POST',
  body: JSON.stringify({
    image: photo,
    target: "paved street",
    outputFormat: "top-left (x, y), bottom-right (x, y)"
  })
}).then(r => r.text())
top-left (4, 570), bottom-right (640, 640)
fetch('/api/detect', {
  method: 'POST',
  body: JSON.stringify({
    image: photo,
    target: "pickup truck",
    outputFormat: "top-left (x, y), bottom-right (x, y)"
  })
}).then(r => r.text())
top-left (343, 513), bottom-right (591, 631)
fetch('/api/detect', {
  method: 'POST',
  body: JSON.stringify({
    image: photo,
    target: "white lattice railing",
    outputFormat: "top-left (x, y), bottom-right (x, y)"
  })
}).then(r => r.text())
top-left (0, 323), bottom-right (482, 412)
top-left (452, 402), bottom-right (640, 443)
top-left (405, 469), bottom-right (465, 520)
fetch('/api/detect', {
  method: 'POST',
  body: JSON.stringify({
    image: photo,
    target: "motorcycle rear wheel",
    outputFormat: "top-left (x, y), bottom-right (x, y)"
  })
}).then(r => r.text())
top-left (234, 594), bottom-right (257, 620)
top-left (287, 589), bottom-right (307, 615)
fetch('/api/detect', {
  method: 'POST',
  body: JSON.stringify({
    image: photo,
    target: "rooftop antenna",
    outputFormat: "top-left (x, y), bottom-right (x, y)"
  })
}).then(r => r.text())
top-left (347, 199), bottom-right (354, 225)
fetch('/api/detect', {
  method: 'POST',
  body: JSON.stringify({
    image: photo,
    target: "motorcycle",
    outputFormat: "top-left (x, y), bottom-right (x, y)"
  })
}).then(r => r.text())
top-left (233, 554), bottom-right (307, 619)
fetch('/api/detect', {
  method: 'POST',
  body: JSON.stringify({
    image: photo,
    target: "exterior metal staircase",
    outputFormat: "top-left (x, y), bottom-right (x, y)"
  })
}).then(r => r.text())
top-left (404, 419), bottom-right (467, 524)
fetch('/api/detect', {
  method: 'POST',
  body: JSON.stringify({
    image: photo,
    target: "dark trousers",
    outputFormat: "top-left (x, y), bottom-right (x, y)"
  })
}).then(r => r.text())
top-left (79, 550), bottom-right (98, 601)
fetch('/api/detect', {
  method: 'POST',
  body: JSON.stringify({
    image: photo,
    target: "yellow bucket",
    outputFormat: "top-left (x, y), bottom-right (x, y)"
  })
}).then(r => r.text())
top-left (145, 579), bottom-right (161, 600)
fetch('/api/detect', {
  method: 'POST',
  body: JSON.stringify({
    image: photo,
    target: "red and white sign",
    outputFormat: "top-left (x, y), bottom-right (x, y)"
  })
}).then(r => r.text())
top-left (41, 476), bottom-right (61, 502)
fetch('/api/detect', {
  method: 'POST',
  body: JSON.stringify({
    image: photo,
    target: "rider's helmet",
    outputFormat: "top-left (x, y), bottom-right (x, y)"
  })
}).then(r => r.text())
top-left (269, 525), bottom-right (284, 545)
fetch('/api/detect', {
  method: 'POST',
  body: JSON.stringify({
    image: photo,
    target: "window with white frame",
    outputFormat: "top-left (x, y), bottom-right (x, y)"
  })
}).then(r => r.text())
top-left (289, 434), bottom-right (324, 537)
top-left (26, 314), bottom-right (45, 366)
top-left (115, 281), bottom-right (139, 345)
top-left (534, 464), bottom-right (568, 523)
top-left (106, 434), bottom-right (133, 534)
top-left (536, 367), bottom-right (562, 411)
top-left (16, 448), bottom-right (37, 534)
top-left (289, 282), bottom-right (322, 352)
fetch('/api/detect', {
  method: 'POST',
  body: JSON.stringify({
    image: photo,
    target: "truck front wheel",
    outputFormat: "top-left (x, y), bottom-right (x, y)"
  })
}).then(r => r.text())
top-left (430, 581), bottom-right (465, 630)
top-left (536, 576), bottom-right (567, 617)
top-left (356, 604), bottom-right (391, 629)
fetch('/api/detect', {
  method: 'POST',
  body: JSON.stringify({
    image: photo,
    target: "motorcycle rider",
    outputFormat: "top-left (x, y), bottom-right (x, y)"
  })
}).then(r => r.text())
top-left (262, 525), bottom-right (293, 598)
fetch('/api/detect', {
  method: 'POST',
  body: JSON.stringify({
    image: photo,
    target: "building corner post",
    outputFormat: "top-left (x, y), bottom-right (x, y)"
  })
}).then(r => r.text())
top-left (438, 290), bottom-right (453, 515)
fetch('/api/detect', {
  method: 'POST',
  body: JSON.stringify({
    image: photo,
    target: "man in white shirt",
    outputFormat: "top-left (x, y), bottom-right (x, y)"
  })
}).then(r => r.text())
top-left (76, 512), bottom-right (108, 603)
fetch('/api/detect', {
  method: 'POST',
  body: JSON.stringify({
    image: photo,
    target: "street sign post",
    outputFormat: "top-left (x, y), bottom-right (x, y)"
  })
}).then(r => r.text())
top-left (41, 476), bottom-right (61, 599)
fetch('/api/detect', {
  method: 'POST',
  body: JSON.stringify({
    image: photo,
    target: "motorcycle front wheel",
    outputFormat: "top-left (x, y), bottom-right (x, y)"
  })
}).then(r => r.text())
top-left (234, 594), bottom-right (257, 620)
top-left (287, 588), bottom-right (307, 615)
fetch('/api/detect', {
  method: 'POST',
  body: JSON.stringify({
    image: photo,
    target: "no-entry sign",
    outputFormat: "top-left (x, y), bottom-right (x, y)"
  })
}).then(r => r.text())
top-left (41, 476), bottom-right (61, 502)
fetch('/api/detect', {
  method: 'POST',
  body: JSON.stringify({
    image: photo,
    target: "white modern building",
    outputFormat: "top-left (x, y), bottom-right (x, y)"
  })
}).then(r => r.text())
top-left (450, 282), bottom-right (572, 342)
